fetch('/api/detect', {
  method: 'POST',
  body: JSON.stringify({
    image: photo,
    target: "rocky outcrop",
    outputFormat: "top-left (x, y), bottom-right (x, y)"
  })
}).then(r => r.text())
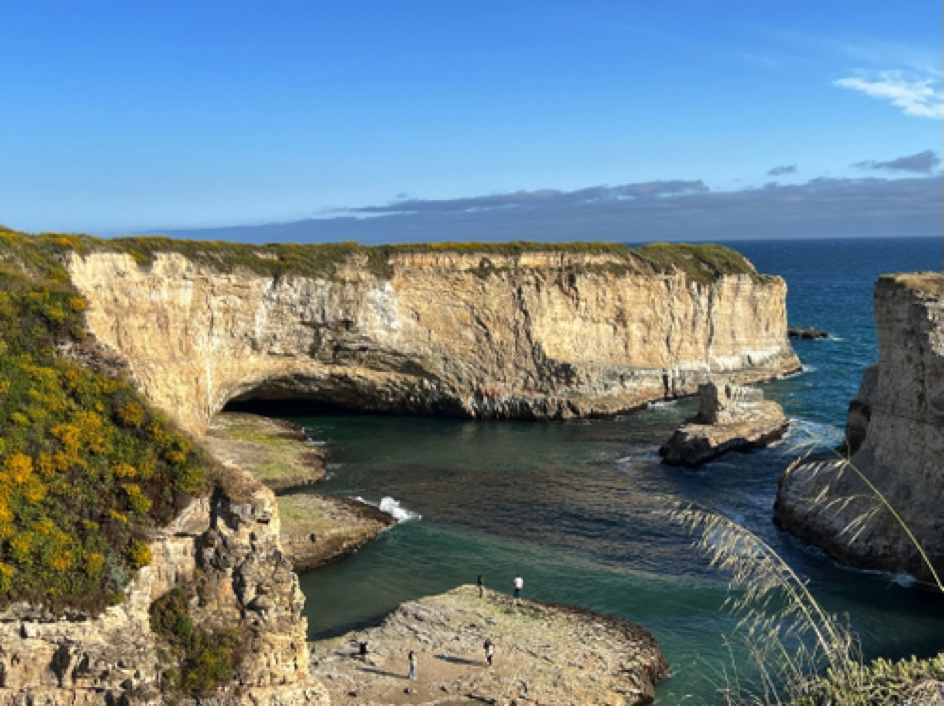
top-left (659, 382), bottom-right (789, 466)
top-left (65, 248), bottom-right (800, 435)
top-left (311, 585), bottom-right (670, 705)
top-left (775, 273), bottom-right (944, 582)
top-left (788, 326), bottom-right (828, 339)
top-left (279, 494), bottom-right (395, 572)
top-left (0, 465), bottom-right (327, 705)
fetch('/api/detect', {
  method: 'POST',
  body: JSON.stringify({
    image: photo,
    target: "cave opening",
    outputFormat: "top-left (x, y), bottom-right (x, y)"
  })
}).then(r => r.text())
top-left (221, 396), bottom-right (364, 417)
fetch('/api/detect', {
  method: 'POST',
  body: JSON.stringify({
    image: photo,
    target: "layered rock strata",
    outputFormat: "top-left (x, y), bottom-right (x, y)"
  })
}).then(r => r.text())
top-left (65, 248), bottom-right (800, 435)
top-left (660, 382), bottom-right (789, 466)
top-left (311, 585), bottom-right (670, 705)
top-left (775, 273), bottom-right (944, 582)
top-left (0, 471), bottom-right (327, 704)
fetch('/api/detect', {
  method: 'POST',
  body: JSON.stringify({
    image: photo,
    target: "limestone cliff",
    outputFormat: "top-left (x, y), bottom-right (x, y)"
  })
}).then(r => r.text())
top-left (775, 273), bottom-right (944, 581)
top-left (65, 247), bottom-right (800, 435)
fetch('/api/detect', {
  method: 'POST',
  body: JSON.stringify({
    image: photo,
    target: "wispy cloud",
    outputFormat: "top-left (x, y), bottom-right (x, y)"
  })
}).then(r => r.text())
top-left (853, 150), bottom-right (941, 173)
top-left (767, 165), bottom-right (798, 176)
top-left (164, 175), bottom-right (943, 244)
top-left (348, 181), bottom-right (710, 216)
top-left (834, 70), bottom-right (943, 119)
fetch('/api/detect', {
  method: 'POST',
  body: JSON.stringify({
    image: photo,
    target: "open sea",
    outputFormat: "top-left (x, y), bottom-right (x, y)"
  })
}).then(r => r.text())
top-left (272, 236), bottom-right (942, 702)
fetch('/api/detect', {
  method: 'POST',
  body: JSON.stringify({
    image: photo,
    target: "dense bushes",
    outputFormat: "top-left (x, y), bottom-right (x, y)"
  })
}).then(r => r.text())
top-left (149, 586), bottom-right (243, 694)
top-left (0, 242), bottom-right (206, 611)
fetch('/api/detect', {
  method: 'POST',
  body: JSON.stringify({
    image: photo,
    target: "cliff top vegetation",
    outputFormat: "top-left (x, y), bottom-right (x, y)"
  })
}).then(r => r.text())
top-left (1, 229), bottom-right (761, 285)
top-left (0, 233), bottom-right (208, 612)
top-left (880, 272), bottom-right (943, 298)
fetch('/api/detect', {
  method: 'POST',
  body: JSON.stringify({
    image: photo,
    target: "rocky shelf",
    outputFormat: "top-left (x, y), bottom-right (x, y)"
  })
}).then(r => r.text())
top-left (660, 382), bottom-right (789, 467)
top-left (310, 585), bottom-right (670, 705)
top-left (201, 411), bottom-right (394, 572)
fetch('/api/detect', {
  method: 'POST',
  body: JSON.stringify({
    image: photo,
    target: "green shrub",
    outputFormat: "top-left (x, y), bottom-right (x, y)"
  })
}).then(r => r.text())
top-left (150, 585), bottom-right (243, 694)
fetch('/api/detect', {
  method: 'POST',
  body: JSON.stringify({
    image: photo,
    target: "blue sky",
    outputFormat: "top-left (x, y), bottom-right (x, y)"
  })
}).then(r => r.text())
top-left (2, 1), bottom-right (941, 241)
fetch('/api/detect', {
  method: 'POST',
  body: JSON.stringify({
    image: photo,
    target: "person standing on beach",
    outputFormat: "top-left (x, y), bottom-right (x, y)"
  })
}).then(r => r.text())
top-left (477, 574), bottom-right (484, 598)
top-left (484, 638), bottom-right (494, 666)
top-left (408, 650), bottom-right (417, 680)
top-left (513, 574), bottom-right (523, 599)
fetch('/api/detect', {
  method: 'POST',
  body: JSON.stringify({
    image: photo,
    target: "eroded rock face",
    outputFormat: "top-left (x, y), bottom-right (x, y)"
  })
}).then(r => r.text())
top-left (659, 382), bottom-right (788, 466)
top-left (775, 273), bottom-right (944, 582)
top-left (0, 471), bottom-right (327, 705)
top-left (66, 250), bottom-right (800, 435)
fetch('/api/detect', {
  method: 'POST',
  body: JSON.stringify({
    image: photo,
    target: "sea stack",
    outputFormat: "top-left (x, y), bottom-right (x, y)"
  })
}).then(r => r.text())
top-left (659, 382), bottom-right (789, 466)
top-left (775, 273), bottom-right (944, 582)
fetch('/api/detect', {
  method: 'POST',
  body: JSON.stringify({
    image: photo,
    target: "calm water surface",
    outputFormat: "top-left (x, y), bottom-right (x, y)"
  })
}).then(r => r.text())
top-left (273, 237), bottom-right (942, 702)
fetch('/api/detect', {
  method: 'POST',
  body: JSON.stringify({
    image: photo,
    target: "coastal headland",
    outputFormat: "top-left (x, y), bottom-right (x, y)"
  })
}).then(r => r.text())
top-left (63, 238), bottom-right (801, 434)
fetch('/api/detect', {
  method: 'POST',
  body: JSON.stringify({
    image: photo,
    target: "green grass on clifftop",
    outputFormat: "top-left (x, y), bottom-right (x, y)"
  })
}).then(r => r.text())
top-left (2, 227), bottom-right (764, 285)
top-left (0, 234), bottom-right (207, 612)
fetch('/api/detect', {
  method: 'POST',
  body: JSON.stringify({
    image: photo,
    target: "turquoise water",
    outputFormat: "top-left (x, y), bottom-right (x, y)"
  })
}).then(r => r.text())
top-left (272, 236), bottom-right (942, 702)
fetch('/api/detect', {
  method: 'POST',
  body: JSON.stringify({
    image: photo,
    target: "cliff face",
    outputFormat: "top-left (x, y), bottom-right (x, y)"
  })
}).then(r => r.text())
top-left (0, 470), bottom-right (326, 705)
top-left (66, 249), bottom-right (799, 435)
top-left (775, 273), bottom-right (944, 581)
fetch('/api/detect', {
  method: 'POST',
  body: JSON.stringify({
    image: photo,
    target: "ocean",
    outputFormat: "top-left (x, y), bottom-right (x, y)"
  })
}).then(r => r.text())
top-left (274, 236), bottom-right (942, 702)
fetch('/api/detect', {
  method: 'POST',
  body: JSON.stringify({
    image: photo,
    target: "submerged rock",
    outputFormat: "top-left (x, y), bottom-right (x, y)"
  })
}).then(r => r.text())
top-left (310, 585), bottom-right (670, 705)
top-left (659, 382), bottom-right (789, 466)
top-left (775, 273), bottom-right (944, 582)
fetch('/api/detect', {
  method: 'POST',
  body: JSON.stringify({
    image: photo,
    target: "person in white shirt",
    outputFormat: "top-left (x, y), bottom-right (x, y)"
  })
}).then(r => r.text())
top-left (513, 574), bottom-right (523, 599)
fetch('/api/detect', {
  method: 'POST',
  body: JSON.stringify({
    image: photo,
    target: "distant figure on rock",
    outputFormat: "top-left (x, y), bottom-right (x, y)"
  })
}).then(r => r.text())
top-left (478, 574), bottom-right (484, 598)
top-left (358, 641), bottom-right (368, 660)
top-left (408, 650), bottom-right (417, 680)
top-left (484, 638), bottom-right (494, 666)
top-left (513, 574), bottom-right (524, 599)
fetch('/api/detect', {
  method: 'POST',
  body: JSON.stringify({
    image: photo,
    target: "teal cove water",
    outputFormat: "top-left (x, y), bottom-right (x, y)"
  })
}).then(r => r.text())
top-left (272, 236), bottom-right (942, 702)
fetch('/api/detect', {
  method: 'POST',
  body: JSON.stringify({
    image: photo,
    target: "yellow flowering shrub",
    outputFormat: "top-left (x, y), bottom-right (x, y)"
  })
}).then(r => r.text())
top-left (0, 237), bottom-right (206, 610)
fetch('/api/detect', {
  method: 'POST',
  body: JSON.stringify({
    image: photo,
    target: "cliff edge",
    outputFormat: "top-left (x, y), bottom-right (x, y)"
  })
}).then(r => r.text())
top-left (65, 242), bottom-right (800, 434)
top-left (775, 273), bottom-right (944, 582)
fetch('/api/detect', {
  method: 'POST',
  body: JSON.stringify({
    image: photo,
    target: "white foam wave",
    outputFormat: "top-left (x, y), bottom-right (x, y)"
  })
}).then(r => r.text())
top-left (351, 495), bottom-right (422, 522)
top-left (306, 439), bottom-right (327, 447)
top-left (829, 336), bottom-right (844, 342)
top-left (802, 364), bottom-right (817, 373)
top-left (379, 496), bottom-right (422, 521)
top-left (781, 419), bottom-right (844, 451)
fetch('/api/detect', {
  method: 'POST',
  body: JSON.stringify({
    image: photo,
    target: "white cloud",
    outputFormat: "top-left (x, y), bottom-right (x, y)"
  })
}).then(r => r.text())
top-left (834, 70), bottom-right (943, 119)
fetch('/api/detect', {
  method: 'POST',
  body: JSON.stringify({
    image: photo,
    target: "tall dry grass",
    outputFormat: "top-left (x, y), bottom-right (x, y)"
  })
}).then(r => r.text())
top-left (669, 449), bottom-right (943, 705)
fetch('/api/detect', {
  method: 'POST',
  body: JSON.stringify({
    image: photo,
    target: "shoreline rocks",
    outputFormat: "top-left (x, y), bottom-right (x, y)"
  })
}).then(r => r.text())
top-left (203, 412), bottom-right (327, 491)
top-left (201, 411), bottom-right (395, 573)
top-left (775, 273), bottom-right (944, 582)
top-left (660, 382), bottom-right (789, 467)
top-left (310, 585), bottom-right (670, 705)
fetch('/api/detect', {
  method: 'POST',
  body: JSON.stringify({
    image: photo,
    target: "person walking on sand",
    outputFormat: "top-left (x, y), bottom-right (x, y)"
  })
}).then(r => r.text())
top-left (513, 574), bottom-right (524, 600)
top-left (484, 638), bottom-right (494, 666)
top-left (477, 574), bottom-right (484, 598)
top-left (408, 650), bottom-right (417, 680)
